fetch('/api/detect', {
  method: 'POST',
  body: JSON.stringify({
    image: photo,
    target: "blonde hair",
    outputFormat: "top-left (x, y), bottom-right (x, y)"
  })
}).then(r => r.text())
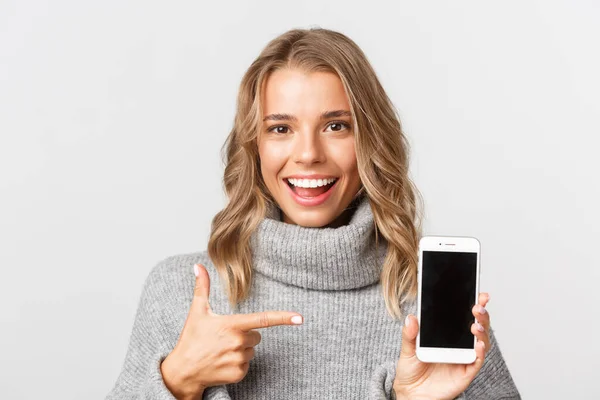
top-left (207, 27), bottom-right (424, 320)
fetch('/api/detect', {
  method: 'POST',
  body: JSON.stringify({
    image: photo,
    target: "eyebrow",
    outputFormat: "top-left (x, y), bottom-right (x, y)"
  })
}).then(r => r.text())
top-left (262, 109), bottom-right (352, 122)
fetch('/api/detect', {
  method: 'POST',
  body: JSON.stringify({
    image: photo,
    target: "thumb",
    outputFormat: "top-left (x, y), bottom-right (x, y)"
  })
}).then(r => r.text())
top-left (191, 263), bottom-right (212, 315)
top-left (400, 314), bottom-right (419, 359)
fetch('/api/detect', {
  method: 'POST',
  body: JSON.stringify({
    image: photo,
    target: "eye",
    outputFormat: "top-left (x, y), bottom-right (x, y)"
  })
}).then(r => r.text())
top-left (326, 121), bottom-right (351, 132)
top-left (267, 125), bottom-right (290, 134)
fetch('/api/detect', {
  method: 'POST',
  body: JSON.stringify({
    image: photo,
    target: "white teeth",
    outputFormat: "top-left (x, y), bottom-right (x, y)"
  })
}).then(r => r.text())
top-left (287, 178), bottom-right (337, 188)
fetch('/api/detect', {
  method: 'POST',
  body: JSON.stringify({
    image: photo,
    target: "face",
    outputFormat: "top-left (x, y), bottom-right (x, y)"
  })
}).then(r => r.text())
top-left (257, 68), bottom-right (362, 228)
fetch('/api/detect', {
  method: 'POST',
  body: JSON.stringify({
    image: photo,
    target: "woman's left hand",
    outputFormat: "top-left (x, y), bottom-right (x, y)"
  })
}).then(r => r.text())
top-left (392, 292), bottom-right (491, 400)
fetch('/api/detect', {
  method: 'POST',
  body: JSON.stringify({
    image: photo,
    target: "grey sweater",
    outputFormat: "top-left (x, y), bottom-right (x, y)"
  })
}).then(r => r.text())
top-left (105, 194), bottom-right (520, 399)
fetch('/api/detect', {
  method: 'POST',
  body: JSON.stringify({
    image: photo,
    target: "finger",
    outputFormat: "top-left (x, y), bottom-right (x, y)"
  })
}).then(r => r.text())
top-left (471, 322), bottom-right (490, 353)
top-left (231, 311), bottom-right (304, 331)
top-left (243, 346), bottom-right (255, 362)
top-left (472, 303), bottom-right (490, 332)
top-left (243, 330), bottom-right (262, 348)
top-left (465, 339), bottom-right (486, 376)
top-left (191, 263), bottom-right (212, 315)
top-left (400, 314), bottom-right (419, 359)
top-left (478, 292), bottom-right (490, 307)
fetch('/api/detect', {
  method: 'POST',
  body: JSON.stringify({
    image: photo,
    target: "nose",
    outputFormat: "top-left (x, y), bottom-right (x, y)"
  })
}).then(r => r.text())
top-left (292, 130), bottom-right (326, 165)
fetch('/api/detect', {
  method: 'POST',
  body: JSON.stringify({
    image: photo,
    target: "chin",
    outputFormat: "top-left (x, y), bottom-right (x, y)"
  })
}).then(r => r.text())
top-left (282, 206), bottom-right (336, 227)
top-left (298, 217), bottom-right (333, 228)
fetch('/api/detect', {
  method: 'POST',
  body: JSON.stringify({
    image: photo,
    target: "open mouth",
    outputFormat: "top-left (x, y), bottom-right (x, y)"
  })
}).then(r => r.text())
top-left (285, 178), bottom-right (338, 198)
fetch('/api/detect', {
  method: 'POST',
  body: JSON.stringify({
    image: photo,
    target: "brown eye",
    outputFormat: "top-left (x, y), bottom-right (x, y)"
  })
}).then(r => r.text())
top-left (268, 125), bottom-right (290, 134)
top-left (326, 122), bottom-right (350, 132)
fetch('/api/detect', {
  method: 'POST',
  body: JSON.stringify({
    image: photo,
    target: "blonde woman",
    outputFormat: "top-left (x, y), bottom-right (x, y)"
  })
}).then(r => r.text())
top-left (106, 28), bottom-right (520, 400)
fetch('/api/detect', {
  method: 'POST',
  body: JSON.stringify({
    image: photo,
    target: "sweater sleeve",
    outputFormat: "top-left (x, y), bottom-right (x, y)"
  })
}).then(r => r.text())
top-left (368, 360), bottom-right (398, 399)
top-left (368, 327), bottom-right (520, 400)
top-left (462, 326), bottom-right (521, 399)
top-left (104, 258), bottom-right (232, 400)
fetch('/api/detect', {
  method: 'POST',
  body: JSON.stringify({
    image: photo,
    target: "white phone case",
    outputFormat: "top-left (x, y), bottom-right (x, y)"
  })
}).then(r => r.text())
top-left (416, 235), bottom-right (481, 364)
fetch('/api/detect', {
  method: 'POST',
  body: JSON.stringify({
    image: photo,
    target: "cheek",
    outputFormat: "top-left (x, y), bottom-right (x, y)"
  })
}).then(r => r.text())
top-left (327, 139), bottom-right (359, 179)
top-left (258, 141), bottom-right (287, 183)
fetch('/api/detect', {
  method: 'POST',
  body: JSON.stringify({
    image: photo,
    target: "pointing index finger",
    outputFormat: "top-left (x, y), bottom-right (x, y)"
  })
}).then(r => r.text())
top-left (229, 311), bottom-right (303, 331)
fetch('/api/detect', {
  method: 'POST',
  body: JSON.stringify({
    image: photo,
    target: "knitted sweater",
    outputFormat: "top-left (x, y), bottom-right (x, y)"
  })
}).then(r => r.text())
top-left (105, 194), bottom-right (521, 399)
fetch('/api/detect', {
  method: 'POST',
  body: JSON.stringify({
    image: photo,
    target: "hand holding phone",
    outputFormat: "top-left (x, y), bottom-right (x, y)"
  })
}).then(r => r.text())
top-left (393, 293), bottom-right (490, 399)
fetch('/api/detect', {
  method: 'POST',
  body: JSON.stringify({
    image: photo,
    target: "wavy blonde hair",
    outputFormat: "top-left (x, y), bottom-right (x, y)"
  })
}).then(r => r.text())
top-left (208, 27), bottom-right (424, 321)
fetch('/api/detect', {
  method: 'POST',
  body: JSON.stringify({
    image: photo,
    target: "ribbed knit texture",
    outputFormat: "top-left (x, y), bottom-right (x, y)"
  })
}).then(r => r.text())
top-left (105, 194), bottom-right (521, 399)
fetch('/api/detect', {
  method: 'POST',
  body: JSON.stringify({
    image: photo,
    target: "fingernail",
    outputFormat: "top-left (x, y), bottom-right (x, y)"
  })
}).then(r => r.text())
top-left (476, 322), bottom-right (485, 332)
top-left (405, 315), bottom-right (411, 327)
top-left (479, 306), bottom-right (487, 314)
top-left (291, 315), bottom-right (303, 324)
top-left (193, 264), bottom-right (199, 277)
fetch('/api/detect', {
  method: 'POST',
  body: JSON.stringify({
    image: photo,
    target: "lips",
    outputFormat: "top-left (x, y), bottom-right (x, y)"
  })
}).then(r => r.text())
top-left (283, 178), bottom-right (339, 207)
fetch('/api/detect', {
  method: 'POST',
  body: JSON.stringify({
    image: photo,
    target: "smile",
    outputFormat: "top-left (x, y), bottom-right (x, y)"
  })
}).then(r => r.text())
top-left (283, 178), bottom-right (339, 207)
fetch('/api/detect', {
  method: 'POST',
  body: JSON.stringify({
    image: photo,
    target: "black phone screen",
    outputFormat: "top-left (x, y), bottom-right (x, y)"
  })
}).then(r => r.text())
top-left (420, 250), bottom-right (478, 349)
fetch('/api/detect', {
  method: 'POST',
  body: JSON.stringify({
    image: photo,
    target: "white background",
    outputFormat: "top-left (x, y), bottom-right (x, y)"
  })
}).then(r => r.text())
top-left (1, 0), bottom-right (598, 398)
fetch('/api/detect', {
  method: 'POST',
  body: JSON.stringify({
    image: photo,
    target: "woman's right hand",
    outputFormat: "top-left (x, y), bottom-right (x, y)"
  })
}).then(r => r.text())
top-left (160, 263), bottom-right (304, 400)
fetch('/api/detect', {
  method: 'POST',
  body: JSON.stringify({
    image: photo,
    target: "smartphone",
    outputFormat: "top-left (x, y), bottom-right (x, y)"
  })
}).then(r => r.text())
top-left (416, 235), bottom-right (481, 364)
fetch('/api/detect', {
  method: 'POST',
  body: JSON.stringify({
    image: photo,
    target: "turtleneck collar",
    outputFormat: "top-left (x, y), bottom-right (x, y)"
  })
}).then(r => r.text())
top-left (250, 194), bottom-right (387, 291)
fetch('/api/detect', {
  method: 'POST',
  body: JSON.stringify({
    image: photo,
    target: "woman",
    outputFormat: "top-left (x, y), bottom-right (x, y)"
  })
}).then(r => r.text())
top-left (106, 28), bottom-right (520, 399)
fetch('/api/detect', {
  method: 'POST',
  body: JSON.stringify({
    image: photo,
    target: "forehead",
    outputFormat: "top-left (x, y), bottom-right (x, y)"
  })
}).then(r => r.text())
top-left (261, 68), bottom-right (350, 116)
